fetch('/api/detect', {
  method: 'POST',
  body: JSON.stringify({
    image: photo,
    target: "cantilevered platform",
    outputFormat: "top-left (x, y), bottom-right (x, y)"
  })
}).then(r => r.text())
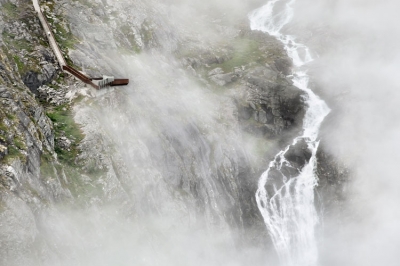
top-left (63, 66), bottom-right (129, 89)
top-left (33, 0), bottom-right (129, 90)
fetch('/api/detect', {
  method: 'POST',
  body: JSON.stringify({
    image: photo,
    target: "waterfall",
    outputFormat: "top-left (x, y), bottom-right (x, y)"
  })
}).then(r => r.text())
top-left (249, 1), bottom-right (331, 266)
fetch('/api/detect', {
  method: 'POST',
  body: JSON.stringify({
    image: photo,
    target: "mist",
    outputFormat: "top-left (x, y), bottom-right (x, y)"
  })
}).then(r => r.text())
top-left (2, 0), bottom-right (399, 265)
top-left (288, 0), bottom-right (400, 265)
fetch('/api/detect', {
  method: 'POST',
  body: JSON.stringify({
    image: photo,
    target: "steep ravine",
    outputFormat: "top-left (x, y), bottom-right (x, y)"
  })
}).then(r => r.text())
top-left (0, 0), bottom-right (347, 265)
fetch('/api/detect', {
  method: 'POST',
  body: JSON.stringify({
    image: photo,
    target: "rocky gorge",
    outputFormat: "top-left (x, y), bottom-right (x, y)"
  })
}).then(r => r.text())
top-left (0, 0), bottom-right (348, 265)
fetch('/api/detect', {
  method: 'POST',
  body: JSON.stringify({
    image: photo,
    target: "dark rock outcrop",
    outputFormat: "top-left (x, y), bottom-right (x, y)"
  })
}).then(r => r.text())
top-left (285, 139), bottom-right (312, 169)
top-left (22, 64), bottom-right (57, 95)
top-left (237, 71), bottom-right (305, 143)
top-left (22, 71), bottom-right (42, 94)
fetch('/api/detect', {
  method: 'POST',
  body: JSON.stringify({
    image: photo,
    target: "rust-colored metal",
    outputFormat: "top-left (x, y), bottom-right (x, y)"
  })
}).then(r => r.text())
top-left (34, 1), bottom-right (129, 90)
top-left (63, 65), bottom-right (99, 89)
top-left (63, 66), bottom-right (129, 89)
top-left (110, 79), bottom-right (129, 86)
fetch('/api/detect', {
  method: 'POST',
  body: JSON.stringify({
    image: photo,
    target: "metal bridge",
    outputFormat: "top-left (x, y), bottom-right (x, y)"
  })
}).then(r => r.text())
top-left (32, 0), bottom-right (129, 89)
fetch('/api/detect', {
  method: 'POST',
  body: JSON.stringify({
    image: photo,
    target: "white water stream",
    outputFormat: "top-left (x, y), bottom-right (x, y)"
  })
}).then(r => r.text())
top-left (249, 1), bottom-right (330, 266)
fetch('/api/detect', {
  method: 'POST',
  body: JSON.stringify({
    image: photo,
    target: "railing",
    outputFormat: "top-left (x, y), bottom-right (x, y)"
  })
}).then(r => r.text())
top-left (33, 0), bottom-right (129, 90)
top-left (33, 0), bottom-right (66, 67)
top-left (63, 65), bottom-right (99, 89)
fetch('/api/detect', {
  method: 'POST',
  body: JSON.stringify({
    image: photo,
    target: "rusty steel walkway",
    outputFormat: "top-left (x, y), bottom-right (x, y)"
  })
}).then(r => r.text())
top-left (32, 0), bottom-right (129, 89)
top-left (63, 65), bottom-right (130, 89)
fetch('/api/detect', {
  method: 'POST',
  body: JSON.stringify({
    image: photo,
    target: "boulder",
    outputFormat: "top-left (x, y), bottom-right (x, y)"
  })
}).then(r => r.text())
top-left (23, 71), bottom-right (42, 94)
top-left (284, 139), bottom-right (312, 169)
top-left (22, 64), bottom-right (57, 94)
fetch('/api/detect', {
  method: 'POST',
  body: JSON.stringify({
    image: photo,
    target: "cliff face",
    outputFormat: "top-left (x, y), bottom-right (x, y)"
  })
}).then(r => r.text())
top-left (0, 1), bottom-right (76, 263)
top-left (0, 0), bottom-right (345, 265)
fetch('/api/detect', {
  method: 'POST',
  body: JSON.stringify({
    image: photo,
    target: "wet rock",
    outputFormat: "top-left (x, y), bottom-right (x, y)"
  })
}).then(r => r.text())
top-left (280, 164), bottom-right (300, 178)
top-left (316, 142), bottom-right (350, 214)
top-left (209, 72), bottom-right (238, 86)
top-left (238, 105), bottom-right (253, 120)
top-left (274, 57), bottom-right (292, 75)
top-left (284, 139), bottom-right (312, 169)
top-left (238, 71), bottom-right (305, 140)
top-left (256, 109), bottom-right (268, 124)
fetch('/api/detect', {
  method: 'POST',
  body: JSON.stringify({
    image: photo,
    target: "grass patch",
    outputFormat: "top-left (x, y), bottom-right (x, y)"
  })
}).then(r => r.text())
top-left (14, 136), bottom-right (26, 150)
top-left (140, 20), bottom-right (156, 47)
top-left (119, 25), bottom-right (141, 54)
top-left (10, 38), bottom-right (31, 51)
top-left (2, 32), bottom-right (38, 75)
top-left (1, 2), bottom-right (17, 19)
top-left (7, 145), bottom-right (19, 157)
top-left (0, 121), bottom-right (8, 132)
top-left (45, 15), bottom-right (78, 50)
top-left (61, 163), bottom-right (104, 205)
top-left (40, 154), bottom-right (103, 205)
top-left (5, 113), bottom-right (16, 121)
top-left (214, 39), bottom-right (264, 72)
top-left (13, 55), bottom-right (24, 72)
top-left (46, 104), bottom-right (84, 165)
top-left (2, 145), bottom-right (25, 164)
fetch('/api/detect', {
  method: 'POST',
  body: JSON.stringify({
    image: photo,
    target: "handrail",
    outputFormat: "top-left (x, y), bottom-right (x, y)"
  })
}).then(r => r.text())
top-left (33, 0), bottom-right (129, 90)
top-left (32, 0), bottom-right (66, 67)
top-left (63, 65), bottom-right (99, 89)
top-left (110, 79), bottom-right (129, 87)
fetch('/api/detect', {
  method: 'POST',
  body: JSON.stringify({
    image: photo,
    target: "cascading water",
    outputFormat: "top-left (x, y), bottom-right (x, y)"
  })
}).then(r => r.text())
top-left (249, 1), bottom-right (330, 266)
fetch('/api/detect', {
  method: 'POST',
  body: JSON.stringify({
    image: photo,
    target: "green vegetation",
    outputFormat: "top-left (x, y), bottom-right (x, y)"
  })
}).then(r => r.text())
top-left (2, 31), bottom-right (32, 51)
top-left (0, 121), bottom-right (7, 132)
top-left (5, 113), bottom-right (16, 121)
top-left (120, 25), bottom-right (142, 54)
top-left (13, 55), bottom-right (24, 72)
top-left (213, 39), bottom-right (264, 72)
top-left (0, 115), bottom-right (26, 163)
top-left (40, 153), bottom-right (104, 204)
top-left (41, 104), bottom-right (104, 203)
top-left (41, 0), bottom-right (79, 68)
top-left (6, 145), bottom-right (19, 157)
top-left (45, 15), bottom-right (78, 50)
top-left (141, 20), bottom-right (155, 47)
top-left (1, 2), bottom-right (18, 19)
top-left (14, 136), bottom-right (26, 150)
top-left (3, 144), bottom-right (26, 164)
top-left (1, 20), bottom-right (40, 76)
top-left (46, 104), bottom-right (84, 165)
top-left (0, 0), bottom-right (107, 206)
top-left (66, 165), bottom-right (103, 204)
top-left (40, 156), bottom-right (55, 178)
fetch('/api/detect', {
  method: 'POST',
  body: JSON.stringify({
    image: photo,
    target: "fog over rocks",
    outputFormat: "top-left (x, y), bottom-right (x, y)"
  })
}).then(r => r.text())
top-left (0, 0), bottom-right (398, 265)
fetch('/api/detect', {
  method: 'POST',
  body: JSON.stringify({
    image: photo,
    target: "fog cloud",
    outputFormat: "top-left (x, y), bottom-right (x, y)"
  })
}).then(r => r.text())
top-left (288, 0), bottom-right (400, 265)
top-left (5, 0), bottom-right (400, 265)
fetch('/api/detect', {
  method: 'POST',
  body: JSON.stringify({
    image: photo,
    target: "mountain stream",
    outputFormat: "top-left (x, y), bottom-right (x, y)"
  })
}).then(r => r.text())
top-left (249, 1), bottom-right (331, 265)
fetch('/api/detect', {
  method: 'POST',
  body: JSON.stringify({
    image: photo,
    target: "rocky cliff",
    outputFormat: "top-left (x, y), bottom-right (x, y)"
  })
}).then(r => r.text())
top-left (0, 0), bottom-right (346, 265)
